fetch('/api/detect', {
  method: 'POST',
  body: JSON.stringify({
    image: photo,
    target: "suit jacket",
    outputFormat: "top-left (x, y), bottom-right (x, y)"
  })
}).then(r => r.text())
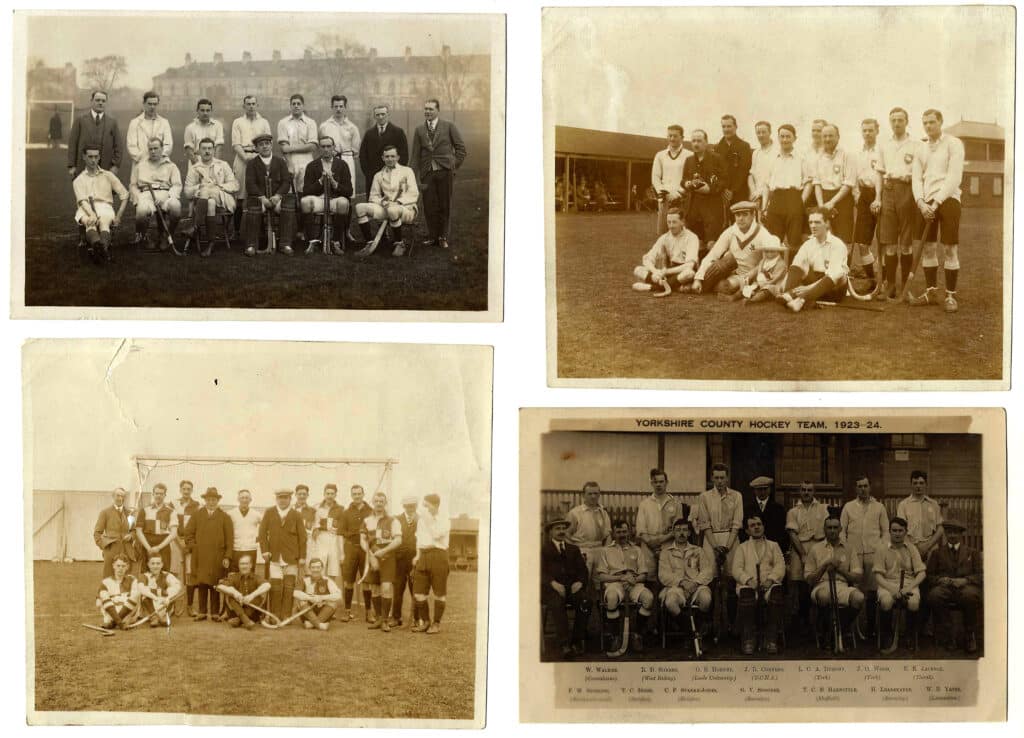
top-left (259, 506), bottom-right (308, 565)
top-left (541, 539), bottom-right (589, 591)
top-left (682, 150), bottom-right (725, 196)
top-left (67, 112), bottom-right (122, 173)
top-left (244, 155), bottom-right (292, 199)
top-left (926, 543), bottom-right (982, 586)
top-left (741, 497), bottom-right (789, 553)
top-left (715, 136), bottom-right (753, 202)
top-left (184, 507), bottom-right (234, 585)
top-left (359, 123), bottom-right (409, 183)
top-left (410, 119), bottom-right (467, 179)
top-left (302, 156), bottom-right (353, 199)
top-left (93, 505), bottom-right (133, 551)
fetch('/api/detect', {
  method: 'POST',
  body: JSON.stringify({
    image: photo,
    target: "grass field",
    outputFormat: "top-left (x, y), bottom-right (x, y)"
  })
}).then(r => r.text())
top-left (554, 209), bottom-right (1004, 382)
top-left (23, 148), bottom-right (490, 311)
top-left (32, 562), bottom-right (478, 720)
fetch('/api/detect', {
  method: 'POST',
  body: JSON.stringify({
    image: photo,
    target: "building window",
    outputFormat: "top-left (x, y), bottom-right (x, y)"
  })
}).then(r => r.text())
top-left (990, 143), bottom-right (1004, 161)
top-left (964, 140), bottom-right (987, 160)
top-left (779, 434), bottom-right (840, 487)
top-left (890, 434), bottom-right (927, 449)
top-left (970, 176), bottom-right (980, 196)
top-left (993, 177), bottom-right (1003, 196)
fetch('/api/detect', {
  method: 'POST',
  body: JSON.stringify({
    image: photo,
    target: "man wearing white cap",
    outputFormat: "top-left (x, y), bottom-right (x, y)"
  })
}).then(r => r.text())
top-left (391, 496), bottom-right (419, 627)
top-left (693, 201), bottom-right (783, 298)
top-left (259, 488), bottom-right (307, 622)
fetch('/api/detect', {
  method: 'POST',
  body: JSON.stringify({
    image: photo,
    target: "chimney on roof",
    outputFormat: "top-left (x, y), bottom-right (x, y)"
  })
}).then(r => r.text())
top-left (185, 52), bottom-right (193, 65)
top-left (304, 48), bottom-right (313, 61)
top-left (213, 52), bottom-right (224, 65)
top-left (242, 51), bottom-right (252, 63)
top-left (405, 46), bottom-right (412, 61)
top-left (272, 50), bottom-right (281, 62)
top-left (442, 45), bottom-right (451, 60)
top-left (369, 47), bottom-right (377, 61)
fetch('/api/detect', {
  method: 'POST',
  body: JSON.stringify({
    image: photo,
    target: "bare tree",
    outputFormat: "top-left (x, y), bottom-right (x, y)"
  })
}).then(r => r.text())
top-left (304, 33), bottom-right (368, 101)
top-left (82, 55), bottom-right (128, 92)
top-left (432, 47), bottom-right (487, 111)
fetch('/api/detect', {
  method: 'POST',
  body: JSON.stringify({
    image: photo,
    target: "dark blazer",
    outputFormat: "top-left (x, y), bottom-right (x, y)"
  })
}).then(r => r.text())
top-left (340, 501), bottom-right (373, 544)
top-left (541, 539), bottom-right (589, 590)
top-left (409, 119), bottom-right (467, 178)
top-left (926, 543), bottom-right (982, 586)
top-left (184, 507), bottom-right (234, 586)
top-left (259, 506), bottom-right (308, 565)
top-left (741, 498), bottom-right (789, 552)
top-left (67, 112), bottom-right (122, 173)
top-left (715, 136), bottom-right (753, 202)
top-left (359, 123), bottom-right (409, 183)
top-left (244, 155), bottom-right (292, 198)
top-left (302, 156), bottom-right (353, 199)
top-left (682, 150), bottom-right (725, 195)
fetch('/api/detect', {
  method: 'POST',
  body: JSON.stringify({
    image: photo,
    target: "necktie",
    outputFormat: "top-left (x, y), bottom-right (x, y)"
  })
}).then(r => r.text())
top-left (379, 126), bottom-right (385, 137)
top-left (94, 114), bottom-right (101, 126)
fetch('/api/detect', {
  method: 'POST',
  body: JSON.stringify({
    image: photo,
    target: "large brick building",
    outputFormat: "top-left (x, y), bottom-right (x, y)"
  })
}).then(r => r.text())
top-left (151, 46), bottom-right (490, 113)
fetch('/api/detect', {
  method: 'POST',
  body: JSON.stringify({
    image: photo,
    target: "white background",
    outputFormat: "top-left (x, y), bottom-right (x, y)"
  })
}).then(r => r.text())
top-left (3, 1), bottom-right (1021, 737)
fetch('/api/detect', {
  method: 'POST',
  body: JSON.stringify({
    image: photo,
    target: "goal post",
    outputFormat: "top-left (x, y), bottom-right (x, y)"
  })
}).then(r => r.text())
top-left (27, 99), bottom-right (75, 149)
top-left (132, 455), bottom-right (398, 511)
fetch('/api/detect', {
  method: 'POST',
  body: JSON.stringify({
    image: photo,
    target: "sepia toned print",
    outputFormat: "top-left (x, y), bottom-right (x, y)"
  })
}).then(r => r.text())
top-left (25, 340), bottom-right (491, 727)
top-left (520, 408), bottom-right (1006, 722)
top-left (543, 6), bottom-right (1012, 389)
top-left (12, 11), bottom-right (505, 321)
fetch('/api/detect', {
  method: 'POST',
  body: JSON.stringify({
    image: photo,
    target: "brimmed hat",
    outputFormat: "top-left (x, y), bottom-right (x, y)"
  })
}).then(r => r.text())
top-left (252, 132), bottom-right (273, 145)
top-left (730, 200), bottom-right (757, 214)
top-left (942, 518), bottom-right (967, 532)
top-left (750, 476), bottom-right (774, 487)
top-left (201, 487), bottom-right (221, 500)
top-left (423, 493), bottom-right (441, 507)
top-left (545, 517), bottom-right (570, 531)
top-left (401, 496), bottom-right (418, 507)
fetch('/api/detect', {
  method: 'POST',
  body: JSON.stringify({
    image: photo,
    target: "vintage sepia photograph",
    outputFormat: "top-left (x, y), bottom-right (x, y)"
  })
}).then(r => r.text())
top-left (24, 339), bottom-right (491, 726)
top-left (543, 6), bottom-right (1012, 388)
top-left (12, 11), bottom-right (505, 320)
top-left (520, 408), bottom-right (1006, 722)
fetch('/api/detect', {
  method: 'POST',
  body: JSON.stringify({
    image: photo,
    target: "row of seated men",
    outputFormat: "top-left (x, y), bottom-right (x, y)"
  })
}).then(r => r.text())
top-left (542, 470), bottom-right (982, 659)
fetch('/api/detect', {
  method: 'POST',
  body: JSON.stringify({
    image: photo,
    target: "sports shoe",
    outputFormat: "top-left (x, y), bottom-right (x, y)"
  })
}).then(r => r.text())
top-left (776, 291), bottom-right (792, 305)
top-left (632, 282), bottom-right (653, 292)
top-left (365, 610), bottom-right (375, 624)
top-left (244, 246), bottom-right (256, 257)
top-left (426, 623), bottom-right (441, 635)
top-left (742, 640), bottom-right (755, 655)
top-left (318, 622), bottom-right (329, 631)
top-left (279, 244), bottom-right (294, 256)
top-left (766, 641), bottom-right (778, 655)
top-left (748, 290), bottom-right (770, 304)
top-left (331, 240), bottom-right (344, 255)
top-left (392, 240), bottom-right (406, 257)
top-left (381, 620), bottom-right (391, 633)
top-left (228, 617), bottom-right (241, 628)
top-left (303, 621), bottom-right (314, 629)
top-left (631, 633), bottom-right (644, 653)
top-left (411, 621), bottom-right (427, 633)
top-left (368, 618), bottom-right (383, 630)
top-left (787, 297), bottom-right (805, 313)
top-left (908, 289), bottom-right (935, 306)
top-left (944, 293), bottom-right (958, 313)
top-left (439, 238), bottom-right (449, 250)
top-left (306, 239), bottom-right (323, 254)
top-left (873, 282), bottom-right (891, 301)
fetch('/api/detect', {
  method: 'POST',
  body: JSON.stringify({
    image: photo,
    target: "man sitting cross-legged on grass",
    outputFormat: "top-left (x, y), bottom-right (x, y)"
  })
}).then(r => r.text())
top-left (72, 144), bottom-right (129, 264)
top-left (217, 552), bottom-right (271, 629)
top-left (96, 554), bottom-right (140, 630)
top-left (776, 206), bottom-right (850, 312)
top-left (692, 201), bottom-right (783, 299)
top-left (137, 552), bottom-right (183, 627)
top-left (294, 557), bottom-right (343, 630)
top-left (631, 207), bottom-right (699, 295)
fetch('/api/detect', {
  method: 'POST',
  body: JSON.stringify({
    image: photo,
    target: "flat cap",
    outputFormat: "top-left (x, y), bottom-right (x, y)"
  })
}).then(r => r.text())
top-left (251, 132), bottom-right (273, 145)
top-left (750, 476), bottom-right (774, 487)
top-left (545, 517), bottom-right (570, 530)
top-left (401, 496), bottom-right (418, 506)
top-left (275, 488), bottom-right (294, 498)
top-left (729, 200), bottom-right (758, 213)
top-left (942, 518), bottom-right (967, 532)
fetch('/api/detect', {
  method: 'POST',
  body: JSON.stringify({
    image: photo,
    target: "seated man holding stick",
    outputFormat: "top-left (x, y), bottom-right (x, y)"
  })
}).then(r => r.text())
top-left (72, 144), bottom-right (129, 264)
top-left (732, 513), bottom-right (786, 655)
top-left (137, 552), bottom-right (184, 627)
top-left (693, 201), bottom-right (783, 298)
top-left (776, 206), bottom-right (849, 312)
top-left (594, 519), bottom-right (655, 654)
top-left (294, 558), bottom-right (343, 631)
top-left (631, 207), bottom-right (699, 295)
top-left (96, 554), bottom-right (140, 630)
top-left (353, 145), bottom-right (420, 257)
top-left (217, 553), bottom-right (271, 629)
top-left (183, 137), bottom-right (239, 252)
top-left (875, 516), bottom-right (927, 651)
top-left (130, 136), bottom-right (182, 253)
top-left (658, 518), bottom-right (713, 619)
top-left (804, 515), bottom-right (864, 648)
top-left (243, 132), bottom-right (296, 257)
top-left (300, 135), bottom-right (353, 254)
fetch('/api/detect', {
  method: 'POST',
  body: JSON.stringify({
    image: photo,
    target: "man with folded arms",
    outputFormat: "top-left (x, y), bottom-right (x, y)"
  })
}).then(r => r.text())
top-left (135, 483), bottom-right (177, 574)
top-left (412, 493), bottom-right (452, 634)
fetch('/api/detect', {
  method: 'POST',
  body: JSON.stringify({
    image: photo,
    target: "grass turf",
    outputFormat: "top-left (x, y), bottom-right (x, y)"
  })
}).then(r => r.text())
top-left (554, 209), bottom-right (1004, 382)
top-left (23, 148), bottom-right (490, 311)
top-left (32, 562), bottom-right (478, 720)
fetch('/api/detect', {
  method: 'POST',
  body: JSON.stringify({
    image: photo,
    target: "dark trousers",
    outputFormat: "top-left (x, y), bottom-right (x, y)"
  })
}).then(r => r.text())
top-left (854, 186), bottom-right (878, 244)
top-left (422, 168), bottom-right (455, 241)
top-left (821, 189), bottom-right (854, 244)
top-left (784, 268), bottom-right (846, 304)
top-left (686, 194), bottom-right (724, 243)
top-left (195, 584), bottom-right (220, 615)
top-left (927, 584), bottom-right (982, 632)
top-left (392, 550), bottom-right (415, 620)
top-left (542, 585), bottom-right (591, 649)
top-left (765, 189), bottom-right (805, 249)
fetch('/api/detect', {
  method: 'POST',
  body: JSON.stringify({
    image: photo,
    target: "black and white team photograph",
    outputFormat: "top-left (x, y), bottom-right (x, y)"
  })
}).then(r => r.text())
top-left (24, 339), bottom-right (492, 727)
top-left (544, 5), bottom-right (1012, 387)
top-left (13, 11), bottom-right (505, 319)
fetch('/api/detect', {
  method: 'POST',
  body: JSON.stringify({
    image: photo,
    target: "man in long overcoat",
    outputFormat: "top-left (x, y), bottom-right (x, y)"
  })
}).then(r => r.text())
top-left (184, 487), bottom-right (233, 621)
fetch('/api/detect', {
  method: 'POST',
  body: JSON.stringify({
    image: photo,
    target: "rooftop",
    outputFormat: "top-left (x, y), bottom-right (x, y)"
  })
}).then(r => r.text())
top-left (556, 125), bottom-right (690, 161)
top-left (945, 120), bottom-right (1005, 140)
top-left (156, 53), bottom-right (490, 79)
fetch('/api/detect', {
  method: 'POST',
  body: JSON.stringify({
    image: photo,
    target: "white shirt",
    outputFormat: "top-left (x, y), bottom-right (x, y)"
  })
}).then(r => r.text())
top-left (231, 114), bottom-right (272, 156)
top-left (641, 228), bottom-right (700, 270)
top-left (651, 147), bottom-right (692, 199)
top-left (126, 113), bottom-right (173, 164)
top-left (792, 233), bottom-right (849, 282)
top-left (228, 507), bottom-right (260, 551)
top-left (319, 117), bottom-right (361, 155)
top-left (369, 164), bottom-right (419, 206)
top-left (913, 134), bottom-right (964, 204)
top-left (750, 143), bottom-right (778, 192)
top-left (415, 511), bottom-right (451, 550)
top-left (764, 150), bottom-right (809, 193)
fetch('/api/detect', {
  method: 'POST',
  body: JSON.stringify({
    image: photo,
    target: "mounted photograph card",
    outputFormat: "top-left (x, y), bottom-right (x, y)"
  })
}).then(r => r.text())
top-left (520, 407), bottom-right (1006, 722)
top-left (24, 339), bottom-right (492, 727)
top-left (543, 6), bottom-right (1012, 389)
top-left (11, 11), bottom-right (505, 321)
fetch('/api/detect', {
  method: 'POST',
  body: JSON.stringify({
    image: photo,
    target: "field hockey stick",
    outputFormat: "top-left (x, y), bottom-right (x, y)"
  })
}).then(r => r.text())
top-left (689, 593), bottom-right (704, 658)
top-left (355, 215), bottom-right (389, 258)
top-left (881, 570), bottom-right (905, 655)
top-left (897, 205), bottom-right (937, 303)
top-left (242, 600), bottom-right (282, 627)
top-left (82, 623), bottom-right (117, 636)
top-left (828, 566), bottom-right (844, 654)
top-left (144, 185), bottom-right (175, 252)
top-left (816, 300), bottom-right (885, 313)
top-left (605, 581), bottom-right (631, 658)
top-left (263, 604), bottom-right (314, 630)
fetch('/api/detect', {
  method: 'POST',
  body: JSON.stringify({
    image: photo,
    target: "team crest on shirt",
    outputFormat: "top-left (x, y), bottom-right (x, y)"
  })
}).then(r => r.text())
top-left (904, 153), bottom-right (914, 164)
top-left (833, 164), bottom-right (841, 175)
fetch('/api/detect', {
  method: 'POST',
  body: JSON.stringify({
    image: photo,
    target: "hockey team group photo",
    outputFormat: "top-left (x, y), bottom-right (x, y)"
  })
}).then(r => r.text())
top-left (546, 6), bottom-right (1010, 384)
top-left (18, 12), bottom-right (501, 313)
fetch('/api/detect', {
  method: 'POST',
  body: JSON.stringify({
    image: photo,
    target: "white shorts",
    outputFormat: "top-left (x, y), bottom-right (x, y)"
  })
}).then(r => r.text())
top-left (192, 188), bottom-right (236, 213)
top-left (356, 202), bottom-right (417, 225)
top-left (300, 195), bottom-right (350, 214)
top-left (135, 189), bottom-right (181, 217)
top-left (660, 584), bottom-right (712, 611)
top-left (267, 560), bottom-right (299, 580)
top-left (75, 201), bottom-right (115, 229)
top-left (314, 532), bottom-right (342, 577)
top-left (810, 579), bottom-right (861, 607)
top-left (603, 581), bottom-right (654, 616)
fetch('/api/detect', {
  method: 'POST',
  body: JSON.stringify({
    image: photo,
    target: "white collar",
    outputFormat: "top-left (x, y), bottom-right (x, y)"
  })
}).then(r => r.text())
top-left (259, 154), bottom-right (273, 164)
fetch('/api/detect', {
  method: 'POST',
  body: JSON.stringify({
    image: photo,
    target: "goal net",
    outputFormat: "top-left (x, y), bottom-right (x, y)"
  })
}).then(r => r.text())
top-left (27, 99), bottom-right (75, 149)
top-left (132, 455), bottom-right (397, 511)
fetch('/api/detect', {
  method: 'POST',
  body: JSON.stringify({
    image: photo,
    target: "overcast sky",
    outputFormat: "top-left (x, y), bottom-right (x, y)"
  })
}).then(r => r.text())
top-left (26, 12), bottom-right (496, 90)
top-left (25, 340), bottom-right (492, 518)
top-left (545, 6), bottom-right (1013, 146)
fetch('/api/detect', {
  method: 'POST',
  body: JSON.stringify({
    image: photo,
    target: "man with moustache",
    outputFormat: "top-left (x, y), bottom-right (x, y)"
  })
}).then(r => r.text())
top-left (681, 130), bottom-right (725, 253)
top-left (340, 484), bottom-right (374, 621)
top-left (93, 487), bottom-right (137, 578)
top-left (260, 488), bottom-right (307, 622)
top-left (541, 517), bottom-right (591, 658)
top-left (135, 483), bottom-right (177, 573)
